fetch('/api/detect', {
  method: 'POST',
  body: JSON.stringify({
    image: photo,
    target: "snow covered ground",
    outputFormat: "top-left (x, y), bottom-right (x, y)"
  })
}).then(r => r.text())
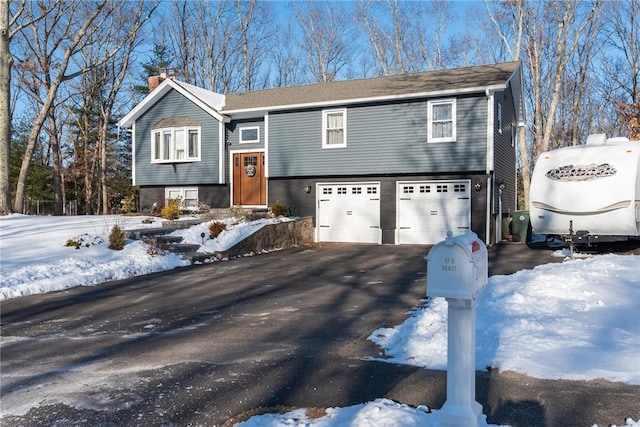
top-left (1, 214), bottom-right (639, 427)
top-left (0, 214), bottom-right (284, 300)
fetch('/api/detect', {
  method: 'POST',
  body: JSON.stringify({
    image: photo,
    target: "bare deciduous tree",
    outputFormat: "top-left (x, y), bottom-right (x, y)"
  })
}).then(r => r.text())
top-left (12, 0), bottom-right (155, 214)
top-left (0, 0), bottom-right (51, 215)
top-left (294, 0), bottom-right (355, 83)
top-left (600, 0), bottom-right (640, 139)
top-left (0, 0), bottom-right (13, 215)
top-left (486, 0), bottom-right (602, 208)
top-left (357, 0), bottom-right (467, 76)
top-left (266, 23), bottom-right (305, 87)
top-left (162, 0), bottom-right (271, 93)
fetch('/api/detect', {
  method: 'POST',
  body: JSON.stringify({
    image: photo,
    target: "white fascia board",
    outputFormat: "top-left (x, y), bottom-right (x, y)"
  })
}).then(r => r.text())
top-left (117, 79), bottom-right (173, 128)
top-left (505, 64), bottom-right (526, 128)
top-left (117, 79), bottom-right (229, 128)
top-left (222, 84), bottom-right (507, 116)
top-left (170, 81), bottom-right (229, 123)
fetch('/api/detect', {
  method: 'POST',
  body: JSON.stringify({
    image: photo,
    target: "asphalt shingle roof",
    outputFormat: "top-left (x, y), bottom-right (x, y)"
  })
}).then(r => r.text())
top-left (223, 61), bottom-right (520, 112)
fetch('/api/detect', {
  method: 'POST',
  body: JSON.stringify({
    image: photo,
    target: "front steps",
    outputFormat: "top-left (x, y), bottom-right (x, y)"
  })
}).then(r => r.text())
top-left (124, 215), bottom-right (314, 264)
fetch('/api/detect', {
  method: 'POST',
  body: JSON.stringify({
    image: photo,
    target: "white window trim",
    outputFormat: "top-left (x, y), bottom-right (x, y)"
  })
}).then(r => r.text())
top-left (239, 126), bottom-right (260, 144)
top-left (151, 126), bottom-right (201, 163)
top-left (322, 109), bottom-right (347, 149)
top-left (427, 99), bottom-right (456, 143)
top-left (497, 102), bottom-right (503, 134)
top-left (165, 187), bottom-right (199, 212)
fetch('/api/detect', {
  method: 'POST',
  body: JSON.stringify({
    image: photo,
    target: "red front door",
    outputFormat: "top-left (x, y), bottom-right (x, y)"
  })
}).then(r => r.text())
top-left (233, 152), bottom-right (266, 205)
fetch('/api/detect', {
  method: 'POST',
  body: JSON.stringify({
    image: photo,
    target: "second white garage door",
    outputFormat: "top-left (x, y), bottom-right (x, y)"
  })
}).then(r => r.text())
top-left (317, 182), bottom-right (381, 244)
top-left (397, 180), bottom-right (471, 245)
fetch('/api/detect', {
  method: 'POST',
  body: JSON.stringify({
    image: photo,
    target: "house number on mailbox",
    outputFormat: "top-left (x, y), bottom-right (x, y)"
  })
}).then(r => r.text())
top-left (443, 257), bottom-right (457, 272)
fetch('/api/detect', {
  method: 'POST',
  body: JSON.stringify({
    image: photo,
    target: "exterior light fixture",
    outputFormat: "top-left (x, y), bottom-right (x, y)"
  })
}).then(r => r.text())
top-left (474, 180), bottom-right (482, 191)
top-left (304, 184), bottom-right (312, 194)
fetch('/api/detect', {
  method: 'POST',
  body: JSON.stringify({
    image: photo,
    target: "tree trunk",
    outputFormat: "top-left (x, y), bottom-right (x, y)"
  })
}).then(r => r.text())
top-left (0, 0), bottom-right (12, 215)
top-left (518, 125), bottom-right (531, 209)
top-left (47, 112), bottom-right (64, 215)
top-left (99, 116), bottom-right (108, 215)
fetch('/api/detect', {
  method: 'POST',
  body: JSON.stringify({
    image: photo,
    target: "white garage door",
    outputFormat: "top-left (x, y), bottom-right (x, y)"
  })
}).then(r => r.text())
top-left (317, 182), bottom-right (381, 244)
top-left (397, 180), bottom-right (471, 245)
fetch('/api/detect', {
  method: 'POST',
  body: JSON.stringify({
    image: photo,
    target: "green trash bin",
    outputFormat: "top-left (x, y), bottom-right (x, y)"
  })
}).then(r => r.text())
top-left (510, 210), bottom-right (531, 242)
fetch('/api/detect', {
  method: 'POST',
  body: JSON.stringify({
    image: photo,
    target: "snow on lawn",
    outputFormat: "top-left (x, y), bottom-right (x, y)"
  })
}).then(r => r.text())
top-left (370, 253), bottom-right (640, 385)
top-left (234, 399), bottom-right (497, 427)
top-left (0, 214), bottom-right (284, 301)
top-left (1, 214), bottom-right (639, 426)
top-left (234, 400), bottom-right (640, 427)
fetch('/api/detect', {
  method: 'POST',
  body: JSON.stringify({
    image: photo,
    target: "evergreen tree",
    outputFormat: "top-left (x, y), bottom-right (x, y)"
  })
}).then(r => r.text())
top-left (133, 42), bottom-right (175, 95)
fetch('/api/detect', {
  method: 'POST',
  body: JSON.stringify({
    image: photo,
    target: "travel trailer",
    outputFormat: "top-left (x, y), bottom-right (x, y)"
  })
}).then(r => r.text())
top-left (529, 134), bottom-right (640, 245)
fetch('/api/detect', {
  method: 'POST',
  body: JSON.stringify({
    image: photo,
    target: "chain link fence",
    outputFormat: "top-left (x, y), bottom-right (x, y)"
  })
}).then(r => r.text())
top-left (23, 200), bottom-right (78, 216)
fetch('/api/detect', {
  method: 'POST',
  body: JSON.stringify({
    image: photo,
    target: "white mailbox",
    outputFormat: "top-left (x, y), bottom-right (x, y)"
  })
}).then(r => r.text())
top-left (426, 231), bottom-right (487, 300)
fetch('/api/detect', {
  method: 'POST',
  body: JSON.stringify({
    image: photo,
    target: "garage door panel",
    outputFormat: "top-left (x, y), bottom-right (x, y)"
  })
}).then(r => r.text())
top-left (397, 180), bottom-right (471, 245)
top-left (317, 183), bottom-right (381, 244)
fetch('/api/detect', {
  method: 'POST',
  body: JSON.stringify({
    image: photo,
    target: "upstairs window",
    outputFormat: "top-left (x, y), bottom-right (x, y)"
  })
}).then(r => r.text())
top-left (239, 126), bottom-right (260, 143)
top-left (322, 109), bottom-right (347, 148)
top-left (427, 99), bottom-right (456, 143)
top-left (152, 127), bottom-right (200, 163)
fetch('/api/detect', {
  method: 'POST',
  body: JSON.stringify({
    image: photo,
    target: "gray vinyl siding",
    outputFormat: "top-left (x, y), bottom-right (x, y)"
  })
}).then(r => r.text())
top-left (134, 90), bottom-right (221, 186)
top-left (137, 185), bottom-right (230, 212)
top-left (226, 119), bottom-right (265, 150)
top-left (493, 88), bottom-right (517, 213)
top-left (268, 95), bottom-right (487, 178)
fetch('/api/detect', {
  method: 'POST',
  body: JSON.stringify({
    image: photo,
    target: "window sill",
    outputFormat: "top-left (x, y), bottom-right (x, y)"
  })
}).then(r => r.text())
top-left (427, 139), bottom-right (456, 144)
top-left (151, 159), bottom-right (201, 164)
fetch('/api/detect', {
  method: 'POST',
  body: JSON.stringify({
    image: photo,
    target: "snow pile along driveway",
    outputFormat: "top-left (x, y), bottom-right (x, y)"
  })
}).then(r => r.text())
top-left (370, 253), bottom-right (640, 384)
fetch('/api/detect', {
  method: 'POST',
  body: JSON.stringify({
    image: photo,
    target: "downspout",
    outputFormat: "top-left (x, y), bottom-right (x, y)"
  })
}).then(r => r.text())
top-left (219, 120), bottom-right (226, 184)
top-left (264, 112), bottom-right (269, 206)
top-left (264, 112), bottom-right (269, 178)
top-left (485, 89), bottom-right (494, 243)
top-left (130, 124), bottom-right (136, 187)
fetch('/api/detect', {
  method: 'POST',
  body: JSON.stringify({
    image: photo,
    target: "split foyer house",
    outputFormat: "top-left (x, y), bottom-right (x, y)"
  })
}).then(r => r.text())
top-left (117, 61), bottom-right (524, 245)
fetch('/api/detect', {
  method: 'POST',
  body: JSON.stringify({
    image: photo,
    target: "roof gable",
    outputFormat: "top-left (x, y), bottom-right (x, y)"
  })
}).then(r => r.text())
top-left (117, 79), bottom-right (227, 128)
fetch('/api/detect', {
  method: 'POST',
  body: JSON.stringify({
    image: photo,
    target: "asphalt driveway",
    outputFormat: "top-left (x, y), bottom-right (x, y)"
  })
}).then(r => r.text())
top-left (1, 243), bottom-right (638, 426)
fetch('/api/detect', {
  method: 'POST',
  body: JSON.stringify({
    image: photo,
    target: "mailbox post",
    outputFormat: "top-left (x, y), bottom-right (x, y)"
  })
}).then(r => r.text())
top-left (426, 231), bottom-right (488, 427)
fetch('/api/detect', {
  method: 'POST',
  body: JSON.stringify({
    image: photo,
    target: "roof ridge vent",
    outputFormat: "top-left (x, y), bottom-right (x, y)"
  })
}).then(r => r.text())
top-left (586, 133), bottom-right (607, 146)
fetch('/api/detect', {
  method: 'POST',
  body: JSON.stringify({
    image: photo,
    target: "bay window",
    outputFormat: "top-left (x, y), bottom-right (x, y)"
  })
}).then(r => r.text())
top-left (151, 126), bottom-right (201, 162)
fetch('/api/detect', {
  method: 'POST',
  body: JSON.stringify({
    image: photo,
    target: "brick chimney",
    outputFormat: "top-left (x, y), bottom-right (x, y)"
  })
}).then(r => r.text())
top-left (148, 75), bottom-right (165, 92)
